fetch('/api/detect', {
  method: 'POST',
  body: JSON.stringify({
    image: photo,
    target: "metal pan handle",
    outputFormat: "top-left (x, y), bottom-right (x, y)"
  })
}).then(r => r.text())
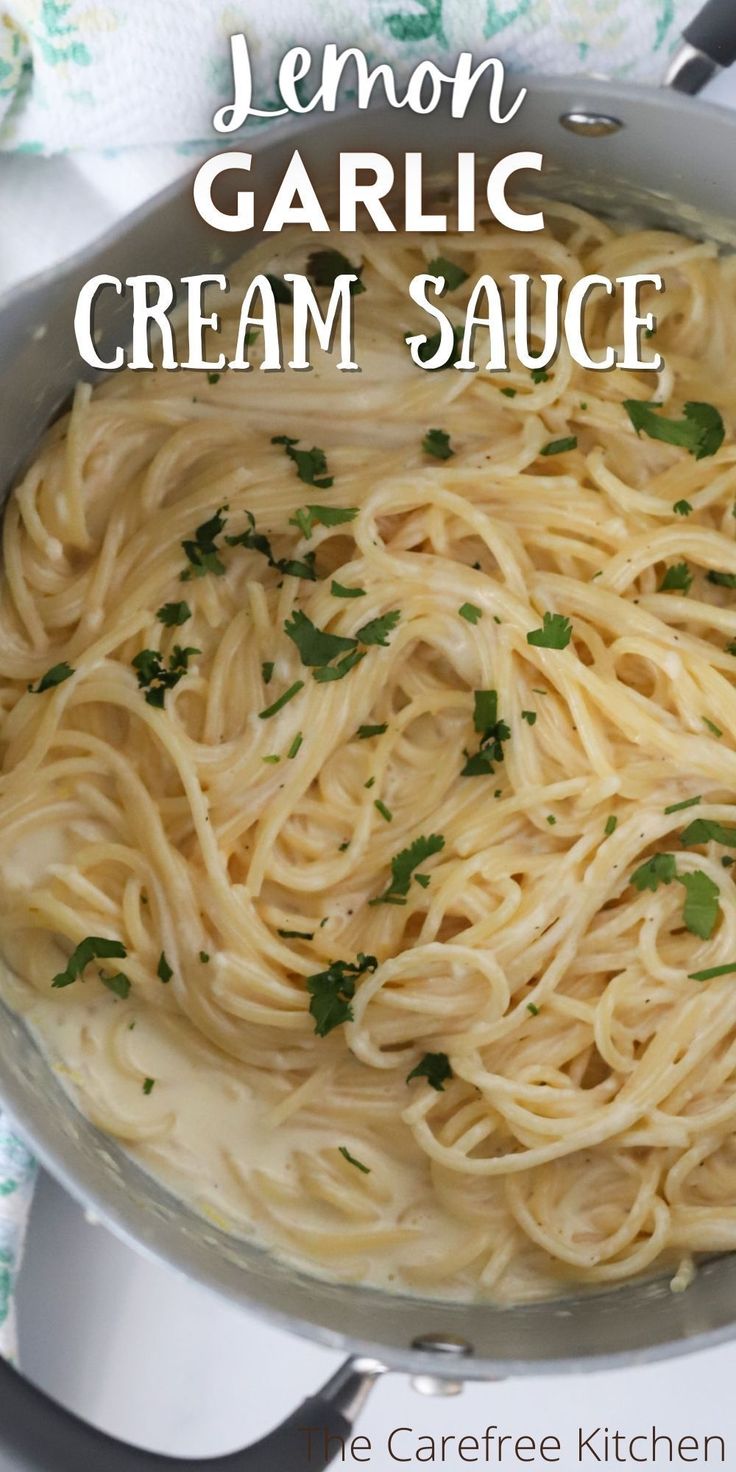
top-left (0, 1351), bottom-right (384, 1471)
top-left (665, 0), bottom-right (736, 93)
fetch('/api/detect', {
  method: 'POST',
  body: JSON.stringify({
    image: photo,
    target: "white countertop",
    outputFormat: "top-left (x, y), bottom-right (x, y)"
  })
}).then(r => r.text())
top-left (6, 64), bottom-right (736, 1465)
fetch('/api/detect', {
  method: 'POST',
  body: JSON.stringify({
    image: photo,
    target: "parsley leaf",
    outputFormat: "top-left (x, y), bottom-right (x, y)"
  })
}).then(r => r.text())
top-left (540, 436), bottom-right (577, 456)
top-left (406, 1052), bottom-right (453, 1091)
top-left (28, 662), bottom-right (74, 694)
top-left (99, 971), bottom-right (131, 1000)
top-left (354, 611), bottom-right (401, 647)
top-left (207, 371), bottom-right (220, 385)
top-left (132, 646), bottom-right (199, 708)
top-left (422, 427), bottom-right (454, 461)
top-left (681, 818), bottom-right (736, 848)
top-left (459, 602), bottom-right (482, 624)
top-left (277, 927), bottom-right (314, 940)
top-left (664, 796), bottom-right (701, 815)
top-left (272, 435), bottom-right (333, 490)
top-left (226, 510), bottom-right (317, 581)
top-left (306, 953), bottom-right (378, 1036)
top-left (156, 602), bottom-right (191, 627)
top-left (357, 723), bottom-right (387, 739)
top-left (157, 952), bottom-right (173, 983)
top-left (285, 609), bottom-right (358, 667)
top-left (313, 650), bottom-right (366, 682)
top-left (266, 273), bottom-right (293, 304)
top-left (677, 870), bottom-right (720, 939)
top-left (624, 400), bottom-right (725, 460)
top-left (307, 248), bottom-right (365, 295)
top-left (143, 1077), bottom-right (155, 1095)
top-left (427, 256), bottom-right (469, 291)
top-left (258, 680), bottom-right (304, 719)
top-left (630, 853), bottom-right (677, 892)
top-left (527, 613), bottom-right (572, 649)
top-left (521, 709), bottom-right (537, 726)
top-left (52, 936), bottom-right (127, 989)
top-left (289, 505), bottom-right (357, 539)
top-left (261, 661), bottom-right (274, 685)
top-left (331, 580), bottom-right (366, 599)
top-left (407, 324), bottom-right (463, 370)
top-left (181, 507), bottom-right (228, 580)
top-left (704, 717), bottom-right (723, 738)
top-left (338, 1146), bottom-right (371, 1173)
top-left (604, 815), bottom-right (618, 836)
top-left (660, 561), bottom-right (693, 593)
top-left (374, 798), bottom-right (393, 822)
top-left (673, 500), bottom-right (692, 516)
top-left (462, 689), bottom-right (511, 777)
top-left (689, 962), bottom-right (736, 981)
top-left (707, 570), bottom-right (736, 589)
top-left (371, 833), bottom-right (445, 906)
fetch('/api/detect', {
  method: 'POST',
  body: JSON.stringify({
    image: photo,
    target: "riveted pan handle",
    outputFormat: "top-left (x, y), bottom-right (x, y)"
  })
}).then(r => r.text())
top-left (665, 0), bottom-right (736, 93)
top-left (0, 1352), bottom-right (384, 1471)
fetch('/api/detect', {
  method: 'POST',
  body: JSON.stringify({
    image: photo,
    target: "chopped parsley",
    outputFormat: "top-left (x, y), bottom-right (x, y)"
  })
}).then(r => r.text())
top-left (370, 833), bottom-right (445, 906)
top-left (28, 662), bottom-right (74, 694)
top-left (338, 1145), bottom-right (371, 1173)
top-left (199, 951), bottom-right (210, 963)
top-left (207, 371), bottom-right (220, 385)
top-left (659, 561), bottom-right (693, 593)
top-left (689, 961), bottom-right (736, 981)
top-left (157, 952), bottom-right (173, 984)
top-left (306, 953), bottom-right (378, 1036)
top-left (461, 689), bottom-right (511, 777)
top-left (374, 799), bottom-right (393, 823)
top-left (427, 256), bottom-right (469, 291)
top-left (313, 650), bottom-right (366, 683)
top-left (258, 680), bottom-right (304, 719)
top-left (623, 400), bottom-right (724, 460)
top-left (422, 428), bottom-right (454, 460)
top-left (357, 723), bottom-right (387, 739)
top-left (287, 732), bottom-right (303, 759)
top-left (540, 436), bottom-right (577, 456)
top-left (285, 609), bottom-right (358, 667)
top-left (707, 570), bottom-right (736, 589)
top-left (156, 602), bottom-right (191, 627)
top-left (527, 613), bottom-right (572, 649)
top-left (272, 435), bottom-right (334, 490)
top-left (142, 1078), bottom-right (155, 1095)
top-left (263, 754), bottom-right (280, 764)
top-left (261, 661), bottom-right (275, 685)
top-left (459, 602), bottom-right (482, 624)
top-left (277, 927), bottom-right (314, 941)
top-left (530, 367), bottom-right (549, 384)
top-left (266, 273), bottom-right (293, 304)
top-left (677, 871), bottom-right (720, 939)
top-left (546, 814), bottom-right (557, 826)
top-left (407, 324), bottom-right (463, 370)
top-left (307, 248), bottom-right (365, 295)
top-left (355, 611), bottom-right (401, 646)
top-left (521, 709), bottom-right (537, 726)
top-left (406, 1052), bottom-right (453, 1091)
top-left (52, 936), bottom-right (127, 990)
top-left (132, 645), bottom-right (199, 708)
top-left (527, 1002), bottom-right (540, 1016)
top-left (681, 818), bottom-right (736, 848)
top-left (331, 580), bottom-right (366, 598)
top-left (226, 510), bottom-right (317, 581)
top-left (673, 500), bottom-right (692, 516)
top-left (630, 853), bottom-right (678, 891)
top-left (181, 507), bottom-right (228, 580)
top-left (664, 796), bottom-right (701, 815)
top-left (501, 387), bottom-right (517, 398)
top-left (289, 505), bottom-right (357, 539)
top-left (100, 971), bottom-right (131, 1000)
top-left (704, 717), bottom-right (723, 738)
top-left (604, 815), bottom-right (618, 836)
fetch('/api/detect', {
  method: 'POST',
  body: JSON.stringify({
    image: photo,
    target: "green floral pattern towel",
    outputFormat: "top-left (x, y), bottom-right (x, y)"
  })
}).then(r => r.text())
top-left (0, 0), bottom-right (704, 155)
top-left (0, 1120), bottom-right (36, 1360)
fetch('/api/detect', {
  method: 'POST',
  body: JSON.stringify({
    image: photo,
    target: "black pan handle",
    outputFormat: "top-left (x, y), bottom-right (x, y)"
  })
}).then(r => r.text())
top-left (665, 0), bottom-right (736, 92)
top-left (683, 0), bottom-right (736, 68)
top-left (0, 1351), bottom-right (385, 1471)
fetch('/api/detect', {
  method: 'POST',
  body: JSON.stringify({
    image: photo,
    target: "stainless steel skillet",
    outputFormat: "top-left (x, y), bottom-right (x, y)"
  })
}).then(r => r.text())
top-left (1, 2), bottom-right (736, 1466)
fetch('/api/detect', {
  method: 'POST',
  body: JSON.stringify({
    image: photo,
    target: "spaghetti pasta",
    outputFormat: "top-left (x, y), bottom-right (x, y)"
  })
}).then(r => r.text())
top-left (3, 205), bottom-right (736, 1302)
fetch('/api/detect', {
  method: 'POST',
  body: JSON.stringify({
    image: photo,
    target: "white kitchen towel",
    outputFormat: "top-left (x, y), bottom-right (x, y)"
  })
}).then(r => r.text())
top-left (0, 1119), bottom-right (36, 1360)
top-left (0, 0), bottom-right (705, 155)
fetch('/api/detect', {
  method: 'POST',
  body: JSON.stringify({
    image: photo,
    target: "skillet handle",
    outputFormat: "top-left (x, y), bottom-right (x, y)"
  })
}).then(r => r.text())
top-left (0, 1351), bottom-right (385, 1471)
top-left (665, 0), bottom-right (736, 93)
top-left (683, 0), bottom-right (736, 68)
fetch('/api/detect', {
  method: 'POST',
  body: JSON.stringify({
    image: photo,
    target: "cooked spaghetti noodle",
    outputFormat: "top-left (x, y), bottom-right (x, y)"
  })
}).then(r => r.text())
top-left (3, 206), bottom-right (736, 1302)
